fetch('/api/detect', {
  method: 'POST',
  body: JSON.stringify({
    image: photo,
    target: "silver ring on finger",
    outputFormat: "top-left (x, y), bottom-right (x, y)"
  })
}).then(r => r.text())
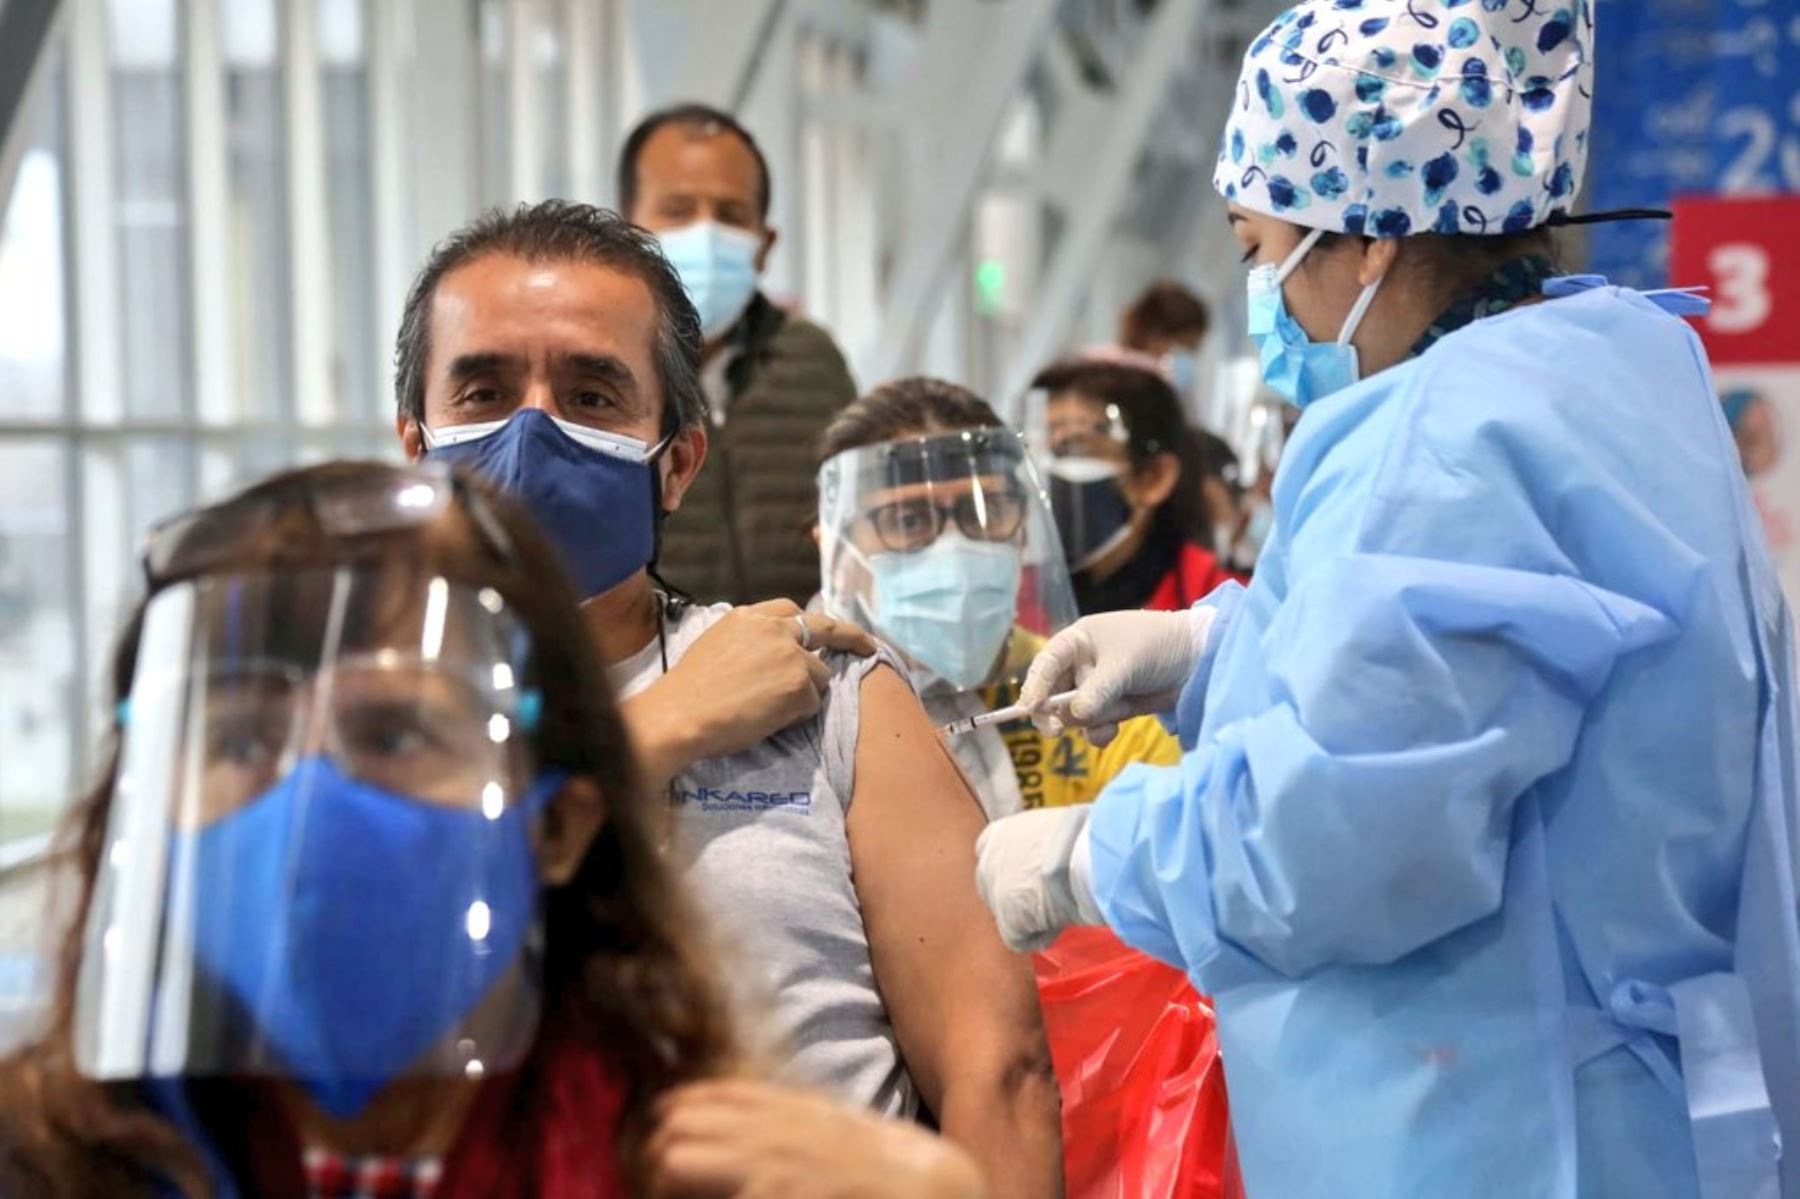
top-left (794, 614), bottom-right (812, 650)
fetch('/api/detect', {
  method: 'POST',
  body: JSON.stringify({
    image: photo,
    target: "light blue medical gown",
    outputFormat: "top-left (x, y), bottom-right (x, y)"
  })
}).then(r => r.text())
top-left (1087, 278), bottom-right (1800, 1199)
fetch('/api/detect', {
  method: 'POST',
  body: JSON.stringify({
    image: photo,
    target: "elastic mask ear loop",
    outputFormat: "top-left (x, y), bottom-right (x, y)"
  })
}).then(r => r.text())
top-left (1337, 269), bottom-right (1386, 348)
top-left (643, 425), bottom-right (690, 608)
top-left (643, 413), bottom-right (682, 669)
top-left (1274, 227), bottom-right (1329, 287)
top-left (1272, 224), bottom-right (1385, 354)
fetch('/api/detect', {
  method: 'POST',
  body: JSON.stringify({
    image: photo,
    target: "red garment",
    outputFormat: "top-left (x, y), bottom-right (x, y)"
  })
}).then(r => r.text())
top-left (1034, 927), bottom-right (1243, 1199)
top-left (1144, 542), bottom-right (1240, 612)
top-left (435, 1020), bottom-right (630, 1199)
top-left (195, 1015), bottom-right (631, 1199)
top-left (303, 1150), bottom-right (442, 1199)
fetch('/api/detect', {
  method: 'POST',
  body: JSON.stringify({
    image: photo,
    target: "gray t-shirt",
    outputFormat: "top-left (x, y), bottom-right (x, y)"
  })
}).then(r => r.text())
top-left (612, 601), bottom-right (918, 1118)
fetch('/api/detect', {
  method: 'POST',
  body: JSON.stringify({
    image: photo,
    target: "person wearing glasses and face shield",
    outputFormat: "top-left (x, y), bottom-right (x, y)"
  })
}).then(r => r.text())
top-left (0, 462), bottom-right (994, 1199)
top-left (1029, 359), bottom-right (1242, 616)
top-left (390, 203), bottom-right (1061, 1196)
top-left (817, 378), bottom-right (1183, 820)
top-left (972, 3), bottom-right (1800, 1198)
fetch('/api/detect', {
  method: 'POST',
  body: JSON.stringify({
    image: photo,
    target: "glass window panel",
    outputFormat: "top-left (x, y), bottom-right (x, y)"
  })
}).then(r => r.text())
top-left (234, 428), bottom-right (301, 486)
top-left (108, 0), bottom-right (193, 422)
top-left (325, 429), bottom-right (404, 462)
top-left (478, 0), bottom-right (510, 206)
top-left (0, 899), bottom-right (55, 1058)
top-left (535, 0), bottom-right (570, 200)
top-left (223, 0), bottom-right (293, 422)
top-left (126, 437), bottom-right (198, 561)
top-left (198, 440), bottom-right (239, 501)
top-left (322, 0), bottom-right (378, 421)
top-left (0, 47), bottom-right (68, 422)
top-left (0, 440), bottom-right (75, 845)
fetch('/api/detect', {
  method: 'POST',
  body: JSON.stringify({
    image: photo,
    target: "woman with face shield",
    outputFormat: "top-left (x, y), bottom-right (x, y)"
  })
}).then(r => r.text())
top-left (973, 3), bottom-right (1800, 1198)
top-left (1031, 360), bottom-right (1242, 615)
top-left (817, 378), bottom-right (1184, 819)
top-left (0, 462), bottom-right (986, 1199)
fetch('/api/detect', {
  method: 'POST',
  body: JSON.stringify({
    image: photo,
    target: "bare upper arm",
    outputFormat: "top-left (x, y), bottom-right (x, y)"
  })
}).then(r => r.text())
top-left (845, 664), bottom-right (1050, 1111)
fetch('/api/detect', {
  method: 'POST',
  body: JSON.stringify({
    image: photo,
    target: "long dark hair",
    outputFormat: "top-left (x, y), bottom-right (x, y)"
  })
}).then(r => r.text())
top-left (0, 461), bottom-right (736, 1196)
top-left (1029, 358), bottom-right (1215, 549)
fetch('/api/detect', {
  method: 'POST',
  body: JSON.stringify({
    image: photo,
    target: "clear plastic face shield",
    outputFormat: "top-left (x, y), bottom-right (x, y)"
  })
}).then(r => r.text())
top-left (75, 473), bottom-right (560, 1119)
top-left (1022, 390), bottom-right (1137, 574)
top-left (818, 429), bottom-right (1079, 694)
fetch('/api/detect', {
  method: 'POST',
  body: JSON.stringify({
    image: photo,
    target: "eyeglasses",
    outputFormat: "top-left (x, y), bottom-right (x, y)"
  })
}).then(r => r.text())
top-left (142, 463), bottom-right (517, 594)
top-left (860, 483), bottom-right (1029, 554)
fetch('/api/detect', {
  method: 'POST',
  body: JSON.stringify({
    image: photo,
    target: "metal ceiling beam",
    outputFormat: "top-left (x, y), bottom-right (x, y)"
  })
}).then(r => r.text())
top-left (854, 0), bottom-right (1058, 386)
top-left (998, 0), bottom-right (1214, 414)
top-left (624, 0), bottom-right (783, 116)
top-left (0, 0), bottom-right (62, 217)
top-left (730, 0), bottom-right (789, 110)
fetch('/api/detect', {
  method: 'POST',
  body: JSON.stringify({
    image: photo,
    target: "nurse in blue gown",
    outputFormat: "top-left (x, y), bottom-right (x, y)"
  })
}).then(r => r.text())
top-left (973, 3), bottom-right (1800, 1197)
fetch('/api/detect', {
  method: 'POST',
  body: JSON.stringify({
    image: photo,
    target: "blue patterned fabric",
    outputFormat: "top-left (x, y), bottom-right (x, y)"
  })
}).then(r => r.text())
top-left (1215, 0), bottom-right (1595, 238)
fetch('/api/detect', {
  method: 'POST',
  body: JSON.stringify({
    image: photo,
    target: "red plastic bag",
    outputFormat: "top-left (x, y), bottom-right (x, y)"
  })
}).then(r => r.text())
top-left (1034, 926), bottom-right (1243, 1199)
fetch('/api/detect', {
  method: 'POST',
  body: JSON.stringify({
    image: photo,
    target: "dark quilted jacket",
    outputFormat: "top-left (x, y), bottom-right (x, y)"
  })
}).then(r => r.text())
top-left (658, 292), bottom-right (857, 605)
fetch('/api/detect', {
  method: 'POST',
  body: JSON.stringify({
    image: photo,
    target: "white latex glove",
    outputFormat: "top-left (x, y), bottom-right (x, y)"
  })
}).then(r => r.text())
top-left (1017, 607), bottom-right (1217, 745)
top-left (975, 805), bottom-right (1102, 953)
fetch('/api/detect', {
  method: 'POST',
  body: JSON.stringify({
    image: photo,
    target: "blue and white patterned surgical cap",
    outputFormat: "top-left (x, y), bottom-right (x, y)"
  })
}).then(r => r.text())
top-left (1213, 0), bottom-right (1594, 238)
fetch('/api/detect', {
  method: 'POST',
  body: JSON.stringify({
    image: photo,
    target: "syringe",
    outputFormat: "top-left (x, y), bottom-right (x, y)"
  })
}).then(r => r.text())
top-left (939, 690), bottom-right (1080, 737)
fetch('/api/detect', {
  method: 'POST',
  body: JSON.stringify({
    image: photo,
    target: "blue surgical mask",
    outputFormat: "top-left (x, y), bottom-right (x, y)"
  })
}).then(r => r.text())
top-left (656, 221), bottom-right (762, 339)
top-left (177, 756), bottom-right (559, 1118)
top-left (425, 408), bottom-right (673, 598)
top-left (1164, 351), bottom-right (1200, 397)
top-left (864, 534), bottom-right (1022, 690)
top-left (1247, 227), bottom-right (1385, 408)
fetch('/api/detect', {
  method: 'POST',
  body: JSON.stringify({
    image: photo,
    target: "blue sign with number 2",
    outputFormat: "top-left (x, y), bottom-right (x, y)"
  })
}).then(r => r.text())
top-left (1588, 0), bottom-right (1800, 288)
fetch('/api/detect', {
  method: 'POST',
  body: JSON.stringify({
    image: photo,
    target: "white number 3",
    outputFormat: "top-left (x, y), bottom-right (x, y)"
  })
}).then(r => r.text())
top-left (1708, 243), bottom-right (1773, 335)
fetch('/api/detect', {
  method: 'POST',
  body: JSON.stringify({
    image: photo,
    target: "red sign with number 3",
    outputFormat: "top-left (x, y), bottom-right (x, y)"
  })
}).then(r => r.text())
top-left (1670, 195), bottom-right (1800, 367)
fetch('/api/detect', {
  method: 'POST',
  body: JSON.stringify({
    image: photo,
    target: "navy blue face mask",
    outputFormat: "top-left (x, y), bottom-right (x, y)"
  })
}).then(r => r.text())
top-left (425, 408), bottom-right (675, 598)
top-left (1047, 458), bottom-right (1134, 573)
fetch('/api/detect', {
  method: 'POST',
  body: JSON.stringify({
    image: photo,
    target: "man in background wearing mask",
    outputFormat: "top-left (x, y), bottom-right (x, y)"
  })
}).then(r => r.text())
top-left (391, 201), bottom-right (1062, 1198)
top-left (1118, 280), bottom-right (1209, 398)
top-left (620, 103), bottom-right (858, 606)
